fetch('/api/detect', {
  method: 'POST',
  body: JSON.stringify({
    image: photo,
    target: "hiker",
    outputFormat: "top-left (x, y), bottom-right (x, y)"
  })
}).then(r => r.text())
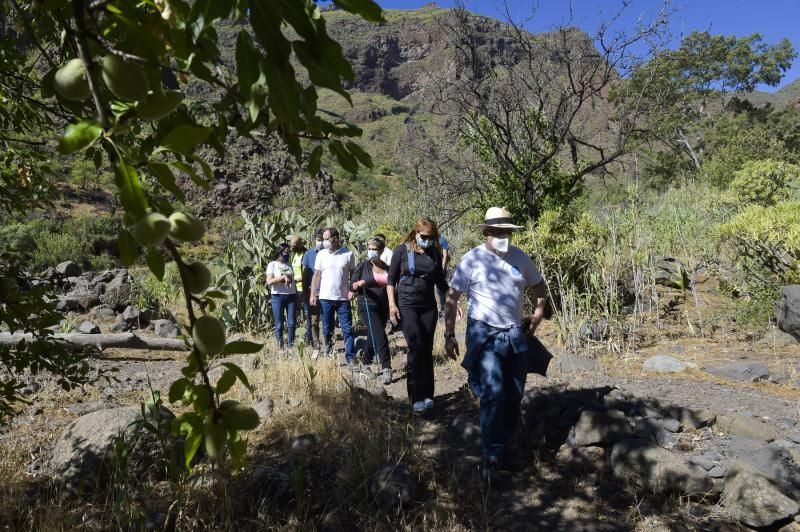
top-left (375, 232), bottom-right (393, 266)
top-left (310, 227), bottom-right (357, 365)
top-left (266, 243), bottom-right (296, 351)
top-left (436, 233), bottom-right (450, 320)
top-left (302, 229), bottom-right (324, 358)
top-left (387, 216), bottom-right (453, 414)
top-left (351, 236), bottom-right (393, 384)
top-left (443, 207), bottom-right (547, 482)
top-left (288, 235), bottom-right (307, 339)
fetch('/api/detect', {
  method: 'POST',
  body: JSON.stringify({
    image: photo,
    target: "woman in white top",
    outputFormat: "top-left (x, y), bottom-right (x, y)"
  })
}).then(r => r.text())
top-left (266, 243), bottom-right (296, 350)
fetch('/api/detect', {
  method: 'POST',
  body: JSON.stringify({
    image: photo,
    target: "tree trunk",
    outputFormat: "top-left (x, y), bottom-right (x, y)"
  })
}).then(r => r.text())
top-left (0, 332), bottom-right (187, 352)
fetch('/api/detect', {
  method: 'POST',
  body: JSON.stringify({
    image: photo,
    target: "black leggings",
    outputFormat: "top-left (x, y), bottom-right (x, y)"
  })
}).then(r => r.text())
top-left (399, 305), bottom-right (438, 403)
top-left (359, 300), bottom-right (391, 369)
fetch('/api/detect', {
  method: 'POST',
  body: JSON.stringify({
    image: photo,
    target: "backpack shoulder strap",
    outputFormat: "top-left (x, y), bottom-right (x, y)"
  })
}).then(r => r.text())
top-left (399, 243), bottom-right (415, 283)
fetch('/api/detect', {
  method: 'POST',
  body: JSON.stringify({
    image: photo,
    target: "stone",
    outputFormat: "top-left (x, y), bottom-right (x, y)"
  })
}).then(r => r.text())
top-left (55, 260), bottom-right (82, 277)
top-left (368, 463), bottom-right (414, 510)
top-left (252, 398), bottom-right (274, 418)
top-left (91, 305), bottom-right (117, 319)
top-left (708, 465), bottom-right (727, 478)
top-left (653, 256), bottom-right (689, 289)
top-left (578, 319), bottom-right (608, 341)
top-left (716, 414), bottom-right (780, 442)
top-left (690, 455), bottom-right (715, 471)
top-left (643, 355), bottom-right (686, 373)
top-left (553, 353), bottom-right (598, 373)
top-left (50, 406), bottom-right (176, 491)
top-left (776, 285), bottom-right (800, 340)
top-left (90, 270), bottom-right (116, 288)
top-left (610, 439), bottom-right (714, 497)
top-left (121, 306), bottom-right (151, 328)
top-left (99, 276), bottom-right (131, 312)
top-left (722, 469), bottom-right (800, 528)
top-left (291, 434), bottom-right (316, 451)
top-left (657, 417), bottom-right (682, 433)
top-left (665, 405), bottom-right (715, 430)
top-left (110, 322), bottom-right (129, 333)
top-left (707, 362), bottom-right (770, 382)
top-left (567, 409), bottom-right (633, 447)
top-left (77, 321), bottom-right (100, 334)
top-left (760, 328), bottom-right (799, 347)
top-left (556, 444), bottom-right (607, 472)
top-left (57, 291), bottom-right (100, 313)
top-left (67, 400), bottom-right (117, 416)
top-left (520, 390), bottom-right (548, 412)
top-left (152, 319), bottom-right (180, 338)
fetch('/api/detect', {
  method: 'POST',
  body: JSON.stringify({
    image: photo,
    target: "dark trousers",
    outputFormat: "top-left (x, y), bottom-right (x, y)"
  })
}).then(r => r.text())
top-left (399, 305), bottom-right (438, 403)
top-left (271, 294), bottom-right (296, 348)
top-left (359, 300), bottom-right (391, 369)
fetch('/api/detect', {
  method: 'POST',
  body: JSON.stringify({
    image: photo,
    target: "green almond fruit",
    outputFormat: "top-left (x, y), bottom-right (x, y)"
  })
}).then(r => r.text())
top-left (137, 90), bottom-right (183, 121)
top-left (193, 315), bottom-right (226, 356)
top-left (101, 55), bottom-right (149, 102)
top-left (185, 262), bottom-right (212, 295)
top-left (54, 58), bottom-right (90, 101)
top-left (132, 212), bottom-right (170, 247)
top-left (168, 211), bottom-right (205, 242)
top-left (219, 400), bottom-right (260, 430)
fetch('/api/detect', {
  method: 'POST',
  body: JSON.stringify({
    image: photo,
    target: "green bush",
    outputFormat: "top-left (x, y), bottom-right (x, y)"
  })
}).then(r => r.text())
top-left (727, 159), bottom-right (800, 207)
top-left (129, 262), bottom-right (183, 316)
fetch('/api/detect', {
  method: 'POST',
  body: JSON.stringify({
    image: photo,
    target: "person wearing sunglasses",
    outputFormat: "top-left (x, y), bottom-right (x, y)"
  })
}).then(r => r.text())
top-left (387, 216), bottom-right (456, 415)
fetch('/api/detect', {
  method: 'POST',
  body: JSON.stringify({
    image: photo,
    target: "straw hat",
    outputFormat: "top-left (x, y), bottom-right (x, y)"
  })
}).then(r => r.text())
top-left (476, 207), bottom-right (523, 230)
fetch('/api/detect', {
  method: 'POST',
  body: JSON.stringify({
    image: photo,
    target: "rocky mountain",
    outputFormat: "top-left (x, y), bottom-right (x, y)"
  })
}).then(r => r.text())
top-left (745, 78), bottom-right (800, 109)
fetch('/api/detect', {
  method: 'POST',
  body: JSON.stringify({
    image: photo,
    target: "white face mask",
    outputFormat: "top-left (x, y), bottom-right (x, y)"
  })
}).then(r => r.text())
top-left (322, 239), bottom-right (332, 250)
top-left (367, 249), bottom-right (379, 259)
top-left (491, 236), bottom-right (510, 254)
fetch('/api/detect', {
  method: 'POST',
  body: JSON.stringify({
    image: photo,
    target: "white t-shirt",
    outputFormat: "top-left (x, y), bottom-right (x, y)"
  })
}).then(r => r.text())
top-left (380, 247), bottom-right (393, 266)
top-left (449, 244), bottom-right (542, 328)
top-left (267, 260), bottom-right (295, 295)
top-left (314, 247), bottom-right (355, 301)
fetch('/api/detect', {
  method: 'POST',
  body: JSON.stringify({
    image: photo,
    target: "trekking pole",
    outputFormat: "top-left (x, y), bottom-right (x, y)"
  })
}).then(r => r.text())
top-left (361, 287), bottom-right (380, 368)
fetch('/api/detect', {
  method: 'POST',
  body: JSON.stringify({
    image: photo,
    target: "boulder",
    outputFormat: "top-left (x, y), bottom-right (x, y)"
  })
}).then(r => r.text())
top-left (50, 406), bottom-right (175, 491)
top-left (368, 463), bottom-right (414, 510)
top-left (567, 409), bottom-right (633, 447)
top-left (121, 306), bottom-right (152, 328)
top-left (706, 362), bottom-right (769, 383)
top-left (553, 353), bottom-right (598, 373)
top-left (760, 329), bottom-right (799, 348)
top-left (716, 414), bottom-right (780, 442)
top-left (776, 285), bottom-right (800, 340)
top-left (99, 276), bottom-right (131, 312)
top-left (77, 321), bottom-right (101, 334)
top-left (152, 319), bottom-right (180, 338)
top-left (55, 260), bottom-right (82, 277)
top-left (722, 469), bottom-right (800, 528)
top-left (56, 291), bottom-right (100, 313)
top-left (91, 305), bottom-right (117, 319)
top-left (556, 444), bottom-right (607, 472)
top-left (610, 439), bottom-right (713, 497)
top-left (643, 355), bottom-right (686, 373)
top-left (578, 319), bottom-right (609, 341)
top-left (664, 405), bottom-right (715, 430)
top-left (653, 256), bottom-right (689, 289)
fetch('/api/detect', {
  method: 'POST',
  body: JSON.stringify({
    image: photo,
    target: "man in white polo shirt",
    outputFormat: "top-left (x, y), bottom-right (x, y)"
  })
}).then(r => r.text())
top-left (310, 227), bottom-right (357, 364)
top-left (443, 207), bottom-right (547, 483)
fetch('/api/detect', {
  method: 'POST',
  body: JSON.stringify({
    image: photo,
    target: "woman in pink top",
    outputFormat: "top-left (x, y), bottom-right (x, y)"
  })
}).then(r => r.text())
top-left (351, 236), bottom-right (393, 384)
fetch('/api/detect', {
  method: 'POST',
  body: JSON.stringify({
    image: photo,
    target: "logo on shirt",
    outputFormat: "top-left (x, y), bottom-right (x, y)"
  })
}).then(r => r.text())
top-left (510, 266), bottom-right (522, 277)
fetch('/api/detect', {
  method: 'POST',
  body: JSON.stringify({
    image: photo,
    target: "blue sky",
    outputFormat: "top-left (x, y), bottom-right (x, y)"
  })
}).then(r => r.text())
top-left (375, 0), bottom-right (800, 92)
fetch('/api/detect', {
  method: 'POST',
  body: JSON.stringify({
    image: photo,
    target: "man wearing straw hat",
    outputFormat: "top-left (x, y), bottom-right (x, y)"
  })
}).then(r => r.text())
top-left (443, 207), bottom-right (547, 483)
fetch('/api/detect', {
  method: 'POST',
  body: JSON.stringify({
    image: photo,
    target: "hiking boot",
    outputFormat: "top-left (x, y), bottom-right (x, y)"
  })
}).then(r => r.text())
top-left (423, 398), bottom-right (435, 410)
top-left (381, 368), bottom-right (392, 385)
top-left (412, 401), bottom-right (427, 415)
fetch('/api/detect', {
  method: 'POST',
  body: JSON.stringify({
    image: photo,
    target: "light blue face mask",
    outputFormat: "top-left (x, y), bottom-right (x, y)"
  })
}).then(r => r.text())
top-left (416, 235), bottom-right (434, 248)
top-left (367, 249), bottom-right (379, 259)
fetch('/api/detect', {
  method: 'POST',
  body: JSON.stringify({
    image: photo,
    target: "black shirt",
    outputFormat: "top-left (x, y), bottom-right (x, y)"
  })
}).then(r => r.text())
top-left (387, 244), bottom-right (449, 309)
top-left (351, 260), bottom-right (389, 310)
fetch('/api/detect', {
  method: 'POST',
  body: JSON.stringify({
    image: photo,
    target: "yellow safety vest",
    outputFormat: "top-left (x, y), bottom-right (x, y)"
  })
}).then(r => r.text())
top-left (291, 251), bottom-right (304, 292)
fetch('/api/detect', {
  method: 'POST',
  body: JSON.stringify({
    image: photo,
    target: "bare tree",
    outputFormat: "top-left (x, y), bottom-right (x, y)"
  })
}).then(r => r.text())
top-left (417, 0), bottom-right (674, 221)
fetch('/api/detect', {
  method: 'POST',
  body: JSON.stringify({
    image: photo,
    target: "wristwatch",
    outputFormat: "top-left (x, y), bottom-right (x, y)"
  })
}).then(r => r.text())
top-left (443, 331), bottom-right (456, 339)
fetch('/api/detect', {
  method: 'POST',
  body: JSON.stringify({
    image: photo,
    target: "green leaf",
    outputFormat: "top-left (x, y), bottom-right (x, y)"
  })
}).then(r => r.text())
top-left (92, 149), bottom-right (103, 170)
top-left (118, 229), bottom-right (139, 267)
top-left (41, 65), bottom-right (57, 99)
top-left (332, 0), bottom-right (384, 21)
top-left (204, 419), bottom-right (227, 458)
top-left (204, 290), bottom-right (227, 299)
top-left (187, 154), bottom-right (215, 182)
top-left (184, 427), bottom-right (202, 469)
top-left (329, 140), bottom-right (358, 173)
top-left (145, 247), bottom-right (165, 281)
top-left (221, 362), bottom-right (253, 392)
top-left (114, 161), bottom-right (148, 218)
top-left (345, 141), bottom-right (373, 168)
top-left (191, 385), bottom-right (211, 411)
top-left (168, 378), bottom-right (190, 403)
top-left (227, 429), bottom-right (247, 470)
top-left (222, 340), bottom-right (263, 355)
top-left (158, 125), bottom-right (211, 153)
top-left (171, 160), bottom-right (209, 189)
top-left (58, 121), bottom-right (103, 155)
top-left (308, 145), bottom-right (323, 177)
top-left (149, 163), bottom-right (186, 202)
top-left (216, 369), bottom-right (236, 395)
top-left (219, 400), bottom-right (260, 430)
